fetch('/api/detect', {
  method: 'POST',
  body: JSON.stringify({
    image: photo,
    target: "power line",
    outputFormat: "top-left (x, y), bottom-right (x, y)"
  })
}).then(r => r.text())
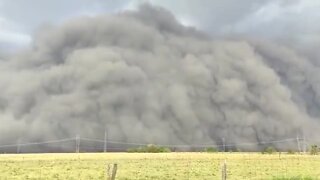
top-left (80, 137), bottom-right (297, 148)
top-left (0, 138), bottom-right (75, 148)
top-left (0, 137), bottom-right (308, 152)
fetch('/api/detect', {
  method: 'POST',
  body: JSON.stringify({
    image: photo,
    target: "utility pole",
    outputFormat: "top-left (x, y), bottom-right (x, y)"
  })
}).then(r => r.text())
top-left (302, 135), bottom-right (307, 153)
top-left (296, 135), bottom-right (301, 153)
top-left (17, 140), bottom-right (20, 154)
top-left (104, 127), bottom-right (108, 153)
top-left (222, 138), bottom-right (226, 152)
top-left (76, 134), bottom-right (80, 153)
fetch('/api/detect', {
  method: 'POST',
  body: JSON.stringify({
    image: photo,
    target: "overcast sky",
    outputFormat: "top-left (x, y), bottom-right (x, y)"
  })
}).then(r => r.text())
top-left (0, 0), bottom-right (319, 52)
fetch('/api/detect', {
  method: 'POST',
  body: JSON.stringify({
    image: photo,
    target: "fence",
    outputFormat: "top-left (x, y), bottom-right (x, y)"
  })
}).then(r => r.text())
top-left (0, 136), bottom-right (319, 179)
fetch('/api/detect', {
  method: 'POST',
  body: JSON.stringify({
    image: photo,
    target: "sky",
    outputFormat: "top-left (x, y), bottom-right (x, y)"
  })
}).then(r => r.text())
top-left (0, 0), bottom-right (319, 53)
top-left (1, 0), bottom-right (320, 150)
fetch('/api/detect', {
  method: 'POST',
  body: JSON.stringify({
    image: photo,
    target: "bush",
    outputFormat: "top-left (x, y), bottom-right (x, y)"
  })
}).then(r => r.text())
top-left (287, 150), bottom-right (295, 154)
top-left (126, 148), bottom-right (138, 153)
top-left (310, 145), bottom-right (319, 155)
top-left (126, 144), bottom-right (171, 153)
top-left (262, 146), bottom-right (276, 154)
top-left (204, 147), bottom-right (218, 153)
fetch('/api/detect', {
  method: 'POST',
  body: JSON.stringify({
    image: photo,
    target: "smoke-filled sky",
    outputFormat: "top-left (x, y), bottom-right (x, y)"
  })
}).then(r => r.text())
top-left (0, 0), bottom-right (320, 150)
top-left (1, 0), bottom-right (320, 51)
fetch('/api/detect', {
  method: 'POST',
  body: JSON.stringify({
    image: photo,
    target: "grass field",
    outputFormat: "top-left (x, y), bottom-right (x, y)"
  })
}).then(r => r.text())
top-left (0, 153), bottom-right (320, 180)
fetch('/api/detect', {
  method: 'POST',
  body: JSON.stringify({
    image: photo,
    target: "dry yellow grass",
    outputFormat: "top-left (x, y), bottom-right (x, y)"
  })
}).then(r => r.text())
top-left (0, 152), bottom-right (319, 179)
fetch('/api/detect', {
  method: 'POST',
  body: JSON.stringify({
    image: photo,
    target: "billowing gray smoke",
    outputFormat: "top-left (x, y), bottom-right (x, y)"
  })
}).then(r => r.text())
top-left (0, 4), bottom-right (319, 151)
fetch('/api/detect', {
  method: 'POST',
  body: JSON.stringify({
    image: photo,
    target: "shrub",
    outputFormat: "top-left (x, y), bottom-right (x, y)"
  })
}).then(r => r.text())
top-left (310, 145), bottom-right (319, 155)
top-left (262, 146), bottom-right (276, 154)
top-left (287, 150), bottom-right (295, 154)
top-left (158, 146), bottom-right (171, 152)
top-left (126, 148), bottom-right (138, 153)
top-left (126, 144), bottom-right (171, 153)
top-left (204, 147), bottom-right (218, 153)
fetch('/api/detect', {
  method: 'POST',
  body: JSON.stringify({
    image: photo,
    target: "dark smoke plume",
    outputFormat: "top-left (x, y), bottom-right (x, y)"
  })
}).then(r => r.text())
top-left (0, 4), bottom-right (319, 151)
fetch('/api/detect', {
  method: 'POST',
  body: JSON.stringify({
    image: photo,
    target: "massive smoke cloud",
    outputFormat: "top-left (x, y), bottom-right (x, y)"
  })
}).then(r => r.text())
top-left (0, 4), bottom-right (319, 151)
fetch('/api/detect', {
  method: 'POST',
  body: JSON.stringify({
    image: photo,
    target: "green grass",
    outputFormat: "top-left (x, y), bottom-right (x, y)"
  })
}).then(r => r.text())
top-left (0, 153), bottom-right (319, 179)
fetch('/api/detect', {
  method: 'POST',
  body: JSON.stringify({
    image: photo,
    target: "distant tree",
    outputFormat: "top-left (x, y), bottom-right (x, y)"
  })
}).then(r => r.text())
top-left (204, 147), bottom-right (218, 153)
top-left (127, 144), bottom-right (171, 153)
top-left (235, 148), bottom-right (242, 152)
top-left (287, 149), bottom-right (295, 154)
top-left (310, 145), bottom-right (319, 155)
top-left (262, 146), bottom-right (276, 154)
top-left (229, 148), bottom-right (241, 152)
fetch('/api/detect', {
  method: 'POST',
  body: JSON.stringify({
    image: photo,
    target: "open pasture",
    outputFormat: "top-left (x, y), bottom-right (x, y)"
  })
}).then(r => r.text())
top-left (0, 153), bottom-right (319, 179)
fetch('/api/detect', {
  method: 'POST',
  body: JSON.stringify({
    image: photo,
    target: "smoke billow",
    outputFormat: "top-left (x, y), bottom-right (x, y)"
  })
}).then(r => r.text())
top-left (0, 4), bottom-right (319, 151)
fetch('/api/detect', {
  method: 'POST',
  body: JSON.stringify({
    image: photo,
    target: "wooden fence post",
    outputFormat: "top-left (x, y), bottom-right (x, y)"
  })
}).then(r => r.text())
top-left (106, 163), bottom-right (118, 180)
top-left (222, 160), bottom-right (227, 180)
top-left (111, 164), bottom-right (118, 180)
